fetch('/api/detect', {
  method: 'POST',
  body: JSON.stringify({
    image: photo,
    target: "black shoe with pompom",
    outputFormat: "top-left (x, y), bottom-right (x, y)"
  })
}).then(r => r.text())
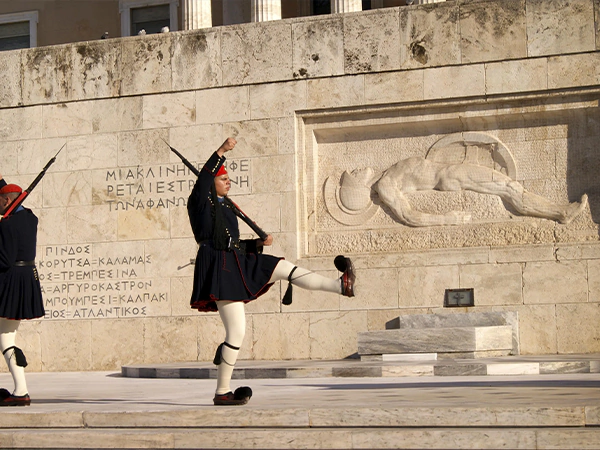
top-left (0, 388), bottom-right (30, 407)
top-left (213, 386), bottom-right (252, 406)
top-left (335, 255), bottom-right (355, 297)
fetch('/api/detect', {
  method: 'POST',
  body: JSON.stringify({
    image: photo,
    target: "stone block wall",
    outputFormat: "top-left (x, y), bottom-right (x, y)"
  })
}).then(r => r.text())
top-left (0, 0), bottom-right (599, 371)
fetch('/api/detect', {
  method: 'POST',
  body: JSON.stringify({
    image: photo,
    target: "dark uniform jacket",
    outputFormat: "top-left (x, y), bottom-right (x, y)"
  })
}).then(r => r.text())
top-left (187, 152), bottom-right (281, 312)
top-left (0, 179), bottom-right (44, 320)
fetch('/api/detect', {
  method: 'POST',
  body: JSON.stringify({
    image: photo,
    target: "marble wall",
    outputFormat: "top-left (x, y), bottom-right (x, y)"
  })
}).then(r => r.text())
top-left (1, 0), bottom-right (599, 371)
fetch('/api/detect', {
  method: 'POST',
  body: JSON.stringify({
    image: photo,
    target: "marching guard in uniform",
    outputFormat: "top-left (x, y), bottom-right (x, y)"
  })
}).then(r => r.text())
top-left (0, 175), bottom-right (44, 406)
top-left (188, 138), bottom-right (356, 406)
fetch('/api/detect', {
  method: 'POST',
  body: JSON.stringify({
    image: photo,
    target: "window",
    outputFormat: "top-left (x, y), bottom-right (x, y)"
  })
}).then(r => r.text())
top-left (0, 11), bottom-right (38, 52)
top-left (119, 0), bottom-right (178, 37)
top-left (131, 4), bottom-right (170, 35)
top-left (312, 0), bottom-right (331, 15)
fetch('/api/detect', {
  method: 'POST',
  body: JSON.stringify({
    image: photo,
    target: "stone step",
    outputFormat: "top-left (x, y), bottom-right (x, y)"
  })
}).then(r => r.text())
top-left (1, 426), bottom-right (599, 449)
top-left (389, 311), bottom-right (518, 330)
top-left (121, 355), bottom-right (600, 379)
top-left (5, 367), bottom-right (600, 450)
top-left (388, 310), bottom-right (520, 355)
top-left (6, 406), bottom-right (599, 428)
top-left (361, 351), bottom-right (511, 361)
top-left (360, 353), bottom-right (439, 361)
top-left (357, 325), bottom-right (514, 356)
top-left (1, 407), bottom-right (599, 449)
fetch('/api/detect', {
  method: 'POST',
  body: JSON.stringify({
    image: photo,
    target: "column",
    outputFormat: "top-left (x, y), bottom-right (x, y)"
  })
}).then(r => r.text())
top-left (297, 0), bottom-right (311, 17)
top-left (182, 0), bottom-right (212, 29)
top-left (251, 0), bottom-right (282, 22)
top-left (331, 0), bottom-right (362, 14)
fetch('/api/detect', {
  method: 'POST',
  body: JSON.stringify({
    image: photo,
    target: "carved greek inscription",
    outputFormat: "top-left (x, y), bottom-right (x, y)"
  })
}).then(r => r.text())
top-left (103, 160), bottom-right (251, 211)
top-left (39, 245), bottom-right (168, 320)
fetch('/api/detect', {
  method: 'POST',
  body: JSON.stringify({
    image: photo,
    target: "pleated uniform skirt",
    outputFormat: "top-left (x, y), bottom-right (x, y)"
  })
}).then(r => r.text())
top-left (0, 266), bottom-right (45, 320)
top-left (190, 242), bottom-right (283, 312)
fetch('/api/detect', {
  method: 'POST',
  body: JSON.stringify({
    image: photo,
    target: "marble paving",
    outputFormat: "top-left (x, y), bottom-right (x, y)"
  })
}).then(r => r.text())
top-left (0, 368), bottom-right (599, 449)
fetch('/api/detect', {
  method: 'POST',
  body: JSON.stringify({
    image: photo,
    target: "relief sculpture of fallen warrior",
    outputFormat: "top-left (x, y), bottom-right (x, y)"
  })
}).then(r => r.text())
top-left (330, 156), bottom-right (587, 228)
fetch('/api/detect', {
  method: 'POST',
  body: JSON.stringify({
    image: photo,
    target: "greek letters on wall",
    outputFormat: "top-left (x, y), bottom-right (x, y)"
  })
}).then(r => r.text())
top-left (39, 158), bottom-right (252, 320)
top-left (103, 159), bottom-right (251, 211)
top-left (38, 244), bottom-right (164, 320)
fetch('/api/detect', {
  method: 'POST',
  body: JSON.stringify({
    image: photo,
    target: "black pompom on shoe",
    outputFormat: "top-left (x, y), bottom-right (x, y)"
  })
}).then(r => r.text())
top-left (213, 386), bottom-right (252, 406)
top-left (334, 255), bottom-right (348, 272)
top-left (234, 386), bottom-right (252, 402)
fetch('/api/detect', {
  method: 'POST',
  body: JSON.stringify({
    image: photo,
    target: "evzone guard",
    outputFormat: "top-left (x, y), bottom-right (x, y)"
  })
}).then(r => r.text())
top-left (0, 148), bottom-right (60, 406)
top-left (187, 137), bottom-right (356, 406)
top-left (0, 176), bottom-right (45, 406)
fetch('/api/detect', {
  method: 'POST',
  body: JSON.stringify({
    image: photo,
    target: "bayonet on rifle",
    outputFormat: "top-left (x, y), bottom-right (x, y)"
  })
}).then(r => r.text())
top-left (2, 143), bottom-right (66, 219)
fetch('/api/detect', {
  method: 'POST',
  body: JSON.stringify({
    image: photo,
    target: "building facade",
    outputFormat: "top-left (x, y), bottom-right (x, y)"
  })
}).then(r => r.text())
top-left (0, 0), bottom-right (420, 50)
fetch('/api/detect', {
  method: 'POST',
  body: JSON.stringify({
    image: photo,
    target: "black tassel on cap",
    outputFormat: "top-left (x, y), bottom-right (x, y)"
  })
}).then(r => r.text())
top-left (282, 266), bottom-right (298, 305)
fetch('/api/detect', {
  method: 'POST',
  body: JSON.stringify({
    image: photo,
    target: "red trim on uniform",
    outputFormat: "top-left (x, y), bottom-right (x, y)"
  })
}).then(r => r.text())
top-left (221, 251), bottom-right (231, 272)
top-left (189, 250), bottom-right (284, 312)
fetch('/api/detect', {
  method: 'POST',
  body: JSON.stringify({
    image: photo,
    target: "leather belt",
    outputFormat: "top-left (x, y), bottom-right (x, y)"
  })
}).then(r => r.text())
top-left (14, 260), bottom-right (36, 267)
top-left (198, 239), bottom-right (241, 251)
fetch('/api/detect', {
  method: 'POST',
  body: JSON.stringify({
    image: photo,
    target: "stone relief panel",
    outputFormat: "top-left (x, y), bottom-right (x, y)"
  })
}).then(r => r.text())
top-left (298, 93), bottom-right (599, 257)
top-left (325, 131), bottom-right (586, 228)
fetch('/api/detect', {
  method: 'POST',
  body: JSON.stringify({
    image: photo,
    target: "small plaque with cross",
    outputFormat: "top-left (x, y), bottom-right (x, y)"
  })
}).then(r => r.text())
top-left (444, 288), bottom-right (474, 307)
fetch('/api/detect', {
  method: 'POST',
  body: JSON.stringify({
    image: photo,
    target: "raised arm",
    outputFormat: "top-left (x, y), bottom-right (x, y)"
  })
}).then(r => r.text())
top-left (190, 138), bottom-right (237, 201)
top-left (187, 139), bottom-right (238, 241)
top-left (216, 137), bottom-right (236, 158)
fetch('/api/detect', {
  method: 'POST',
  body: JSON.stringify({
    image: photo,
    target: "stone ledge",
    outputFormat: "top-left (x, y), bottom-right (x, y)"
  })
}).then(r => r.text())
top-left (390, 311), bottom-right (520, 356)
top-left (2, 426), bottom-right (600, 450)
top-left (0, 406), bottom-right (593, 429)
top-left (357, 326), bottom-right (513, 355)
top-left (122, 354), bottom-right (600, 380)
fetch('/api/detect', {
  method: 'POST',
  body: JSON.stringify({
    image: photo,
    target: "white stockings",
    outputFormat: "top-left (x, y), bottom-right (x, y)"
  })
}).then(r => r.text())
top-left (268, 259), bottom-right (341, 294)
top-left (215, 300), bottom-right (245, 395)
top-left (214, 260), bottom-right (343, 395)
top-left (0, 318), bottom-right (27, 396)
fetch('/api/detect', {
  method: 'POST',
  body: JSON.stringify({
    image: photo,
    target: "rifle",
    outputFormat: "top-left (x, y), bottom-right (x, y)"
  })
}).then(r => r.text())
top-left (2, 143), bottom-right (66, 219)
top-left (162, 140), bottom-right (269, 241)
